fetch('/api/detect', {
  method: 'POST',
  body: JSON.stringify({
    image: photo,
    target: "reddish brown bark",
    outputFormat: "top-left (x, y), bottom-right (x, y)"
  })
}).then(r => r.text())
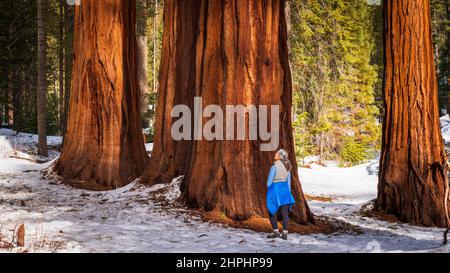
top-left (376, 0), bottom-right (449, 227)
top-left (142, 0), bottom-right (314, 224)
top-left (57, 0), bottom-right (149, 190)
top-left (140, 0), bottom-right (198, 184)
top-left (17, 224), bottom-right (25, 247)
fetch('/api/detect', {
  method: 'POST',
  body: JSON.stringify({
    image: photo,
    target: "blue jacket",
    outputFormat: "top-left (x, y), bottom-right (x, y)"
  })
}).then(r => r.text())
top-left (266, 164), bottom-right (296, 216)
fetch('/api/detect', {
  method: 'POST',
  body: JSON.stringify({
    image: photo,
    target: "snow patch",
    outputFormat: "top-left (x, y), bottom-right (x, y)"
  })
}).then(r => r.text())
top-left (440, 114), bottom-right (450, 145)
top-left (0, 129), bottom-right (62, 160)
top-left (149, 176), bottom-right (183, 205)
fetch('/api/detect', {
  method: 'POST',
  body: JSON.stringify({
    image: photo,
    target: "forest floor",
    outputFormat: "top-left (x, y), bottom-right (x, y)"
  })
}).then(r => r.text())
top-left (0, 128), bottom-right (449, 253)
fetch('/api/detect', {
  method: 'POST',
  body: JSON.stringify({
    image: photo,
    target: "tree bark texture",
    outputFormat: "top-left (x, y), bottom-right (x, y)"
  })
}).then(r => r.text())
top-left (62, 2), bottom-right (73, 137)
top-left (141, 0), bottom-right (314, 224)
top-left (59, 0), bottom-right (65, 136)
top-left (376, 0), bottom-right (449, 227)
top-left (57, 0), bottom-right (149, 190)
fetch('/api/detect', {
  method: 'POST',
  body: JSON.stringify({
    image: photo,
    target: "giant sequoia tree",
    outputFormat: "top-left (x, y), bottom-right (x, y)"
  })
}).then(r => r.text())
top-left (142, 0), bottom-right (314, 224)
top-left (57, 0), bottom-right (148, 189)
top-left (376, 0), bottom-right (449, 227)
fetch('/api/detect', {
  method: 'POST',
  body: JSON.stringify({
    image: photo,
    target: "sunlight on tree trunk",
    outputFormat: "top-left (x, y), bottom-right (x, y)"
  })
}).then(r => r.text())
top-left (57, 0), bottom-right (149, 190)
top-left (376, 0), bottom-right (450, 227)
top-left (141, 0), bottom-right (314, 224)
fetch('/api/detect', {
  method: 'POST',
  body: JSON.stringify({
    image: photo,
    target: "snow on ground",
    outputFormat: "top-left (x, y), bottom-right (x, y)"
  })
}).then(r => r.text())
top-left (145, 143), bottom-right (153, 153)
top-left (0, 130), bottom-right (449, 253)
top-left (0, 129), bottom-right (62, 161)
top-left (440, 114), bottom-right (450, 145)
top-left (299, 161), bottom-right (378, 204)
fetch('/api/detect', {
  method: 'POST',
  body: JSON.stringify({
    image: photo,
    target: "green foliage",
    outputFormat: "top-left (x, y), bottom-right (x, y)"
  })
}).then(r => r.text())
top-left (289, 0), bottom-right (381, 165)
top-left (0, 0), bottom-right (74, 136)
top-left (293, 111), bottom-right (312, 163)
top-left (0, 0), bottom-right (37, 130)
top-left (142, 0), bottom-right (164, 132)
top-left (340, 136), bottom-right (367, 166)
top-left (430, 0), bottom-right (450, 113)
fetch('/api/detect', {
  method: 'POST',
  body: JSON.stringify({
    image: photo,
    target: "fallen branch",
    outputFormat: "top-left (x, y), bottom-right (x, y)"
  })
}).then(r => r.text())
top-left (9, 155), bottom-right (49, 164)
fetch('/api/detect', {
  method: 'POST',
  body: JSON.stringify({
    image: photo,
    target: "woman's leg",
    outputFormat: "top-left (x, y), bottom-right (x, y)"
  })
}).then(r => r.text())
top-left (280, 205), bottom-right (289, 231)
top-left (267, 211), bottom-right (281, 238)
top-left (269, 211), bottom-right (278, 230)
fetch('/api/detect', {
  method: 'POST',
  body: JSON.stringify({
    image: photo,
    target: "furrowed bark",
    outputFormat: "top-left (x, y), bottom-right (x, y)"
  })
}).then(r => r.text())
top-left (142, 0), bottom-right (314, 224)
top-left (376, 0), bottom-right (449, 227)
top-left (57, 0), bottom-right (149, 190)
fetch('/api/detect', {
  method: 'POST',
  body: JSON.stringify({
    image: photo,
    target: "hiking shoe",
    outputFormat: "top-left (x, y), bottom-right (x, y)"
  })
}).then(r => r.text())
top-left (281, 233), bottom-right (288, 240)
top-left (267, 232), bottom-right (281, 239)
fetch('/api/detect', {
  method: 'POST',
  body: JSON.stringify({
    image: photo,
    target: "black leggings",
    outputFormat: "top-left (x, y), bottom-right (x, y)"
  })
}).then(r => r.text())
top-left (269, 205), bottom-right (289, 231)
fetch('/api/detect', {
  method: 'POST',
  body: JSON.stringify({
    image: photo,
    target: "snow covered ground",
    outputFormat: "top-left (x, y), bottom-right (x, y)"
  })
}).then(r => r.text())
top-left (0, 129), bottom-right (449, 253)
top-left (0, 128), bottom-right (62, 161)
top-left (440, 114), bottom-right (450, 145)
top-left (299, 161), bottom-right (379, 204)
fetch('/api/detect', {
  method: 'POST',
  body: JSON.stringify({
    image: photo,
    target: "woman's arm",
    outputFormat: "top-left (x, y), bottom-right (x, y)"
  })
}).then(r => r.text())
top-left (267, 166), bottom-right (277, 188)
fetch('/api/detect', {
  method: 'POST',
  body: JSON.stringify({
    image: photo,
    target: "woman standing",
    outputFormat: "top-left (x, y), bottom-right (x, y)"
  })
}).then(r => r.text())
top-left (266, 149), bottom-right (296, 240)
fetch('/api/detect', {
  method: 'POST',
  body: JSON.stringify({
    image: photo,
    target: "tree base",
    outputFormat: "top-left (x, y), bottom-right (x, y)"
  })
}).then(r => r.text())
top-left (198, 210), bottom-right (338, 235)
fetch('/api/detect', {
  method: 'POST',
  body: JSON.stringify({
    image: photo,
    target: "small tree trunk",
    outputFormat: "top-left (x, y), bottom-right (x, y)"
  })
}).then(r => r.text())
top-left (376, 0), bottom-right (449, 227)
top-left (137, 0), bottom-right (148, 128)
top-left (142, 0), bottom-right (314, 224)
top-left (59, 0), bottom-right (64, 136)
top-left (37, 0), bottom-right (48, 157)
top-left (57, 0), bottom-right (149, 189)
top-left (62, 2), bottom-right (73, 137)
top-left (7, 71), bottom-right (14, 128)
top-left (152, 0), bottom-right (158, 94)
top-left (0, 87), bottom-right (3, 126)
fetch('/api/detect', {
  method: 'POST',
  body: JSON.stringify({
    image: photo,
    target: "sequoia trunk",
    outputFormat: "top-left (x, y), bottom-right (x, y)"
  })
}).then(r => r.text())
top-left (376, 0), bottom-right (449, 227)
top-left (57, 0), bottom-right (149, 190)
top-left (142, 0), bottom-right (314, 224)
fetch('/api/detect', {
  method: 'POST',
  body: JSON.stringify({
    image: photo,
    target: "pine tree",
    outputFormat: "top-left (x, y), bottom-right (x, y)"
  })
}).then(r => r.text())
top-left (290, 0), bottom-right (380, 165)
top-left (37, 0), bottom-right (48, 156)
